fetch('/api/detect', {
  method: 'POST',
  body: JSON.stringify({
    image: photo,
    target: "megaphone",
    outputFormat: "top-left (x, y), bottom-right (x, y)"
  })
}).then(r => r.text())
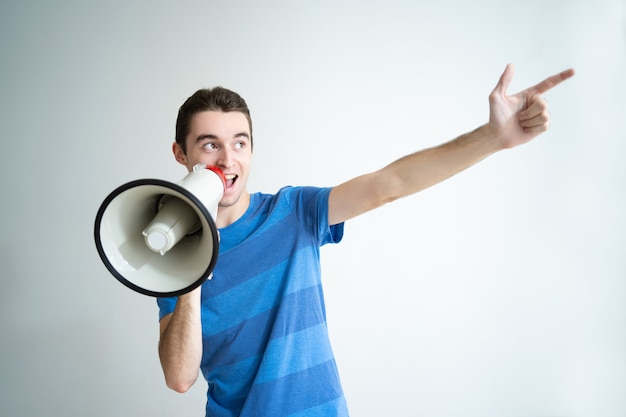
top-left (94, 164), bottom-right (225, 297)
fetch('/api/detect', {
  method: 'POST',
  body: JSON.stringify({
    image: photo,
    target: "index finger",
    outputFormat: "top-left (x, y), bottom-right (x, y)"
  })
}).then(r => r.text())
top-left (529, 68), bottom-right (576, 95)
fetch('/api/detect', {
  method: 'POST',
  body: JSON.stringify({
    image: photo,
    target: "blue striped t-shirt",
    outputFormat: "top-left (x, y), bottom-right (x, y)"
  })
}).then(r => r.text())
top-left (157, 186), bottom-right (349, 416)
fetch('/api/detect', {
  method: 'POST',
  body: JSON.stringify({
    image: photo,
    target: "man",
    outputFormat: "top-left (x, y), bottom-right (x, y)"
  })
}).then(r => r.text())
top-left (157, 64), bottom-right (575, 416)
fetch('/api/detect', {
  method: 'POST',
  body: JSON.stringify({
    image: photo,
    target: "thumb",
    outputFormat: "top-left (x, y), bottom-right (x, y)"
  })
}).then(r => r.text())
top-left (492, 63), bottom-right (515, 97)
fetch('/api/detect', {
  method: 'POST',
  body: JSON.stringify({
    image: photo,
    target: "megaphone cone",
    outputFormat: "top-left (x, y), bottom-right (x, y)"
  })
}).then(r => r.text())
top-left (94, 164), bottom-right (225, 297)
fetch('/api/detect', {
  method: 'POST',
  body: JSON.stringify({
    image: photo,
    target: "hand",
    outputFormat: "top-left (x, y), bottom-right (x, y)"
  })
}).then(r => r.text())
top-left (488, 64), bottom-right (575, 149)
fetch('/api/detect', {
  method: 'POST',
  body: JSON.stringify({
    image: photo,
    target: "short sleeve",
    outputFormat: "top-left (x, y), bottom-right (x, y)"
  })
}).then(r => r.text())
top-left (156, 296), bottom-right (177, 321)
top-left (292, 186), bottom-right (344, 246)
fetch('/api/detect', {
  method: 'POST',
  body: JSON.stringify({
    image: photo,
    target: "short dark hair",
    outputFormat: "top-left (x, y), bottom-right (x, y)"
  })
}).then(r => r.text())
top-left (175, 87), bottom-right (253, 154)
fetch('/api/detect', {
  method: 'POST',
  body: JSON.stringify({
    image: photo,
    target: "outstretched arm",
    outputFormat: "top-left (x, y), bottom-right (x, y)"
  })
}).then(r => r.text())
top-left (328, 64), bottom-right (575, 225)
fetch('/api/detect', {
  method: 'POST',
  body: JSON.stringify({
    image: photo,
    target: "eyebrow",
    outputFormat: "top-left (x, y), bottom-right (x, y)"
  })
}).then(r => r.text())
top-left (195, 132), bottom-right (250, 143)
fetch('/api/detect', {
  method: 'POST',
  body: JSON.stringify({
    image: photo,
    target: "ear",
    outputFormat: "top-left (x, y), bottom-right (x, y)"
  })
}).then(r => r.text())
top-left (172, 142), bottom-right (188, 165)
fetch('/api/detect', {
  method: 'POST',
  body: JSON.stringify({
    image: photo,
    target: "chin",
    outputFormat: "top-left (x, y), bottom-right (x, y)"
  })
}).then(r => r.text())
top-left (218, 195), bottom-right (240, 209)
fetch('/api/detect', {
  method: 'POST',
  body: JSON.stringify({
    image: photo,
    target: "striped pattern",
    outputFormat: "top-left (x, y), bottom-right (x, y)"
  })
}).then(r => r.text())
top-left (158, 187), bottom-right (348, 416)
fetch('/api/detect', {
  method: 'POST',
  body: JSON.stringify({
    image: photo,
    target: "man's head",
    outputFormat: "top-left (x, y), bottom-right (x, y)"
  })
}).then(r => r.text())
top-left (175, 87), bottom-right (253, 154)
top-left (173, 87), bottom-right (254, 225)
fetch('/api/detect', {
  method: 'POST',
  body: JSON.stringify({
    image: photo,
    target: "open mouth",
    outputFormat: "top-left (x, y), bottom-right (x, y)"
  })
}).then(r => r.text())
top-left (224, 174), bottom-right (238, 189)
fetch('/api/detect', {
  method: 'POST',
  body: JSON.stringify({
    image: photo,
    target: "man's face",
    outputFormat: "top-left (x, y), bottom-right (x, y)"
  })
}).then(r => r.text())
top-left (173, 110), bottom-right (252, 211)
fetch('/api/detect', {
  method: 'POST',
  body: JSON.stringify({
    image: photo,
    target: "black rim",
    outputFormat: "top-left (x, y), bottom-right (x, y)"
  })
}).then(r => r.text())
top-left (94, 179), bottom-right (219, 297)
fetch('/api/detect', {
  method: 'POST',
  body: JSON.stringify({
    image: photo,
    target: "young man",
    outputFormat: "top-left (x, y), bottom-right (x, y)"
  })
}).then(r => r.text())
top-left (157, 64), bottom-right (574, 416)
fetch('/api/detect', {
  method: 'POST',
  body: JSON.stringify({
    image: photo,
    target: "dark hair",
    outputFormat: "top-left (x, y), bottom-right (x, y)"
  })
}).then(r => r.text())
top-left (175, 87), bottom-right (253, 153)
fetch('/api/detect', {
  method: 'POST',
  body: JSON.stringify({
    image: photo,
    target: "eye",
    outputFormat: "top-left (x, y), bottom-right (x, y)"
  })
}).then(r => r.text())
top-left (234, 141), bottom-right (246, 150)
top-left (202, 142), bottom-right (218, 151)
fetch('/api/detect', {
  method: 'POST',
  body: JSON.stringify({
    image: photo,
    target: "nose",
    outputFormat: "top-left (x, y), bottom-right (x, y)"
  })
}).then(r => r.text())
top-left (216, 147), bottom-right (234, 169)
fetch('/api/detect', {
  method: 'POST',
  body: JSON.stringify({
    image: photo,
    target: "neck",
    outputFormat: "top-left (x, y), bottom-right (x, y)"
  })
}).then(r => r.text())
top-left (215, 191), bottom-right (250, 228)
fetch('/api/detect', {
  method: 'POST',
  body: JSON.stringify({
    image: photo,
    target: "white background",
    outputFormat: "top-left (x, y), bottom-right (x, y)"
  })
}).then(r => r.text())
top-left (1, 1), bottom-right (624, 416)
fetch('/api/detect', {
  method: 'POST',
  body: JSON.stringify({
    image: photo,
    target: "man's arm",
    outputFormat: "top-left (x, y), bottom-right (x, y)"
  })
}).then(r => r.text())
top-left (158, 287), bottom-right (203, 393)
top-left (328, 64), bottom-right (575, 226)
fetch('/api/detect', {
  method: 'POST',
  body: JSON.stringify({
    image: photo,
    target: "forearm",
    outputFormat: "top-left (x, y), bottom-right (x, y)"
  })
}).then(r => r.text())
top-left (158, 289), bottom-right (203, 393)
top-left (329, 124), bottom-right (504, 224)
top-left (382, 124), bottom-right (503, 200)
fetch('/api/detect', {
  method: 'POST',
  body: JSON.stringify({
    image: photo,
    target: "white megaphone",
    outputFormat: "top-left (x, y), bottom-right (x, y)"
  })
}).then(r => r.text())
top-left (94, 164), bottom-right (226, 297)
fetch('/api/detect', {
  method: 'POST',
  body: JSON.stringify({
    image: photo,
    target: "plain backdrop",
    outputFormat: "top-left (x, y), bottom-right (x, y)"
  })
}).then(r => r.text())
top-left (1, 1), bottom-right (624, 416)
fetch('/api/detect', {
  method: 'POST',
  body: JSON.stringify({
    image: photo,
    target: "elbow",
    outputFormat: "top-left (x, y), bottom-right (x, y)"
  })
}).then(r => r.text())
top-left (166, 376), bottom-right (196, 393)
top-left (168, 383), bottom-right (192, 394)
top-left (163, 368), bottom-right (199, 393)
top-left (376, 170), bottom-right (408, 205)
top-left (158, 343), bottom-right (201, 393)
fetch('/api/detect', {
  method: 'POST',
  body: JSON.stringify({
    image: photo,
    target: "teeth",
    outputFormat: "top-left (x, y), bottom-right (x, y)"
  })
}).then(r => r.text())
top-left (224, 174), bottom-right (237, 180)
